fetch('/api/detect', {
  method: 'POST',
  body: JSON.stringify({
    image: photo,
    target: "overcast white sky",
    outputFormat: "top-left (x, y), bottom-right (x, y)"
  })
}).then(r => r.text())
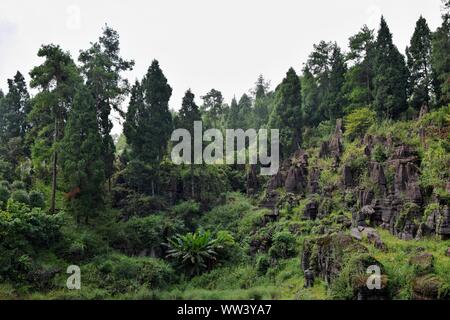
top-left (0, 0), bottom-right (445, 134)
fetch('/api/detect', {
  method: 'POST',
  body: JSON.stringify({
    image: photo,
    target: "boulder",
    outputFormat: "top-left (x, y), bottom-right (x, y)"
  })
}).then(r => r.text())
top-left (308, 168), bottom-right (320, 194)
top-left (412, 274), bottom-right (442, 300)
top-left (319, 141), bottom-right (330, 158)
top-left (329, 119), bottom-right (343, 157)
top-left (409, 253), bottom-right (434, 274)
top-left (437, 206), bottom-right (450, 240)
top-left (368, 162), bottom-right (387, 194)
top-left (303, 200), bottom-right (318, 220)
top-left (343, 165), bottom-right (355, 189)
top-left (351, 227), bottom-right (386, 250)
top-left (355, 205), bottom-right (375, 227)
top-left (351, 228), bottom-right (363, 240)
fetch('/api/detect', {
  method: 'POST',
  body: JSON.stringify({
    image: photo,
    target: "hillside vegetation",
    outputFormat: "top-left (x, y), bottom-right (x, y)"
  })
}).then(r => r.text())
top-left (0, 3), bottom-right (449, 300)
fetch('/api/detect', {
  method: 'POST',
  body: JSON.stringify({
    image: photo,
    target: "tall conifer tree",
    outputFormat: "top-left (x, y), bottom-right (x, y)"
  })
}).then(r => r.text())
top-left (373, 17), bottom-right (408, 119)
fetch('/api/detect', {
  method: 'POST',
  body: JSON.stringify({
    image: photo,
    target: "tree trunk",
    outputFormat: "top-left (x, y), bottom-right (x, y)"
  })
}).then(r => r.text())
top-left (50, 117), bottom-right (58, 214)
top-left (191, 164), bottom-right (195, 198)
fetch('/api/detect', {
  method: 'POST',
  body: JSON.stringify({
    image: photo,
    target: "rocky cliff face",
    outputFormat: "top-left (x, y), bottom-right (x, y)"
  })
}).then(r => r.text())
top-left (248, 118), bottom-right (449, 299)
top-left (256, 120), bottom-right (450, 241)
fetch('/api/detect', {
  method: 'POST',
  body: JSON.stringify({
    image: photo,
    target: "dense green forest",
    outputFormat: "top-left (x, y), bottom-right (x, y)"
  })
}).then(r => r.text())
top-left (0, 2), bottom-right (449, 300)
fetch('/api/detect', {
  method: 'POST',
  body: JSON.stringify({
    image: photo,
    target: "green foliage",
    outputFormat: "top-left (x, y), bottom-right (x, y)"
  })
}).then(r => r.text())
top-left (269, 68), bottom-right (302, 158)
top-left (406, 16), bottom-right (434, 110)
top-left (11, 180), bottom-right (26, 191)
top-left (28, 191), bottom-right (45, 209)
top-left (199, 193), bottom-right (253, 236)
top-left (0, 200), bottom-right (64, 282)
top-left (114, 214), bottom-right (183, 256)
top-left (431, 13), bottom-right (450, 105)
top-left (86, 254), bottom-right (174, 294)
top-left (166, 230), bottom-right (235, 277)
top-left (0, 186), bottom-right (10, 208)
top-left (256, 255), bottom-right (271, 275)
top-left (268, 231), bottom-right (297, 260)
top-left (79, 25), bottom-right (134, 183)
top-left (60, 85), bottom-right (105, 222)
top-left (420, 139), bottom-right (449, 190)
top-left (172, 200), bottom-right (201, 230)
top-left (373, 17), bottom-right (409, 119)
top-left (10, 190), bottom-right (29, 205)
top-left (124, 60), bottom-right (173, 165)
top-left (344, 107), bottom-right (376, 141)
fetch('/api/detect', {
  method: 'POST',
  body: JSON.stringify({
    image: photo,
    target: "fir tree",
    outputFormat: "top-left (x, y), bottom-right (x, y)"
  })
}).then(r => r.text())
top-left (237, 93), bottom-right (252, 129)
top-left (60, 86), bottom-right (105, 224)
top-left (29, 45), bottom-right (81, 213)
top-left (406, 16), bottom-right (434, 110)
top-left (373, 17), bottom-right (408, 119)
top-left (178, 89), bottom-right (202, 197)
top-left (79, 25), bottom-right (134, 192)
top-left (269, 68), bottom-right (302, 159)
top-left (201, 89), bottom-right (224, 128)
top-left (123, 60), bottom-right (172, 195)
top-left (227, 96), bottom-right (240, 129)
top-left (0, 71), bottom-right (31, 165)
top-left (345, 25), bottom-right (375, 109)
top-left (431, 3), bottom-right (450, 105)
top-left (306, 41), bottom-right (347, 122)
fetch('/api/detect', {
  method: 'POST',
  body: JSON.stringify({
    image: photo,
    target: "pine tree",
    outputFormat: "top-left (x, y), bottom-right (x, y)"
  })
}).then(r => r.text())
top-left (253, 74), bottom-right (270, 100)
top-left (29, 45), bottom-right (81, 213)
top-left (237, 93), bottom-right (252, 129)
top-left (406, 16), bottom-right (434, 110)
top-left (268, 68), bottom-right (302, 159)
top-left (326, 45), bottom-right (347, 120)
top-left (373, 17), bottom-right (408, 119)
top-left (431, 3), bottom-right (450, 105)
top-left (301, 66), bottom-right (319, 127)
top-left (252, 75), bottom-right (271, 129)
top-left (123, 60), bottom-right (172, 195)
top-left (60, 85), bottom-right (105, 224)
top-left (345, 25), bottom-right (375, 109)
top-left (178, 89), bottom-right (202, 197)
top-left (306, 41), bottom-right (347, 122)
top-left (201, 89), bottom-right (224, 128)
top-left (79, 25), bottom-right (134, 192)
top-left (227, 96), bottom-right (240, 129)
top-left (0, 71), bottom-right (31, 165)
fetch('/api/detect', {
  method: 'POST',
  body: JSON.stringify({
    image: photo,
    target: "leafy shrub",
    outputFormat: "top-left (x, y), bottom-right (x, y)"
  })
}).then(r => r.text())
top-left (122, 193), bottom-right (168, 218)
top-left (199, 193), bottom-right (253, 235)
top-left (372, 144), bottom-right (388, 162)
top-left (420, 140), bottom-right (449, 190)
top-left (0, 160), bottom-right (13, 182)
top-left (256, 255), bottom-right (271, 275)
top-left (0, 200), bottom-right (64, 281)
top-left (166, 230), bottom-right (235, 276)
top-left (344, 107), bottom-right (376, 141)
top-left (28, 190), bottom-right (46, 209)
top-left (10, 190), bottom-right (29, 205)
top-left (88, 254), bottom-right (174, 294)
top-left (172, 200), bottom-right (201, 230)
top-left (268, 231), bottom-right (297, 260)
top-left (11, 181), bottom-right (26, 191)
top-left (0, 180), bottom-right (10, 190)
top-left (0, 186), bottom-right (10, 208)
top-left (109, 213), bottom-right (184, 256)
